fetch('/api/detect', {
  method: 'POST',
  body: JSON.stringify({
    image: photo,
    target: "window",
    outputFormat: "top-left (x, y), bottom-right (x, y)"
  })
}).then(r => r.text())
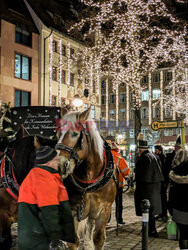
top-left (62, 45), bottom-right (66, 56)
top-left (62, 70), bottom-right (66, 84)
top-left (52, 95), bottom-right (57, 106)
top-left (101, 95), bottom-right (105, 105)
top-left (52, 41), bottom-right (57, 53)
top-left (165, 106), bottom-right (173, 118)
top-left (52, 66), bottom-right (57, 81)
top-left (84, 103), bottom-right (88, 109)
top-left (152, 89), bottom-right (161, 100)
top-left (164, 71), bottom-right (172, 82)
top-left (101, 80), bottom-right (106, 89)
top-left (15, 24), bottom-right (32, 47)
top-left (120, 82), bottom-right (125, 87)
top-left (142, 75), bottom-right (148, 84)
top-left (153, 107), bottom-right (160, 119)
top-left (101, 111), bottom-right (105, 118)
top-left (129, 129), bottom-right (135, 138)
top-left (120, 109), bottom-right (126, 120)
top-left (70, 48), bottom-right (74, 59)
top-left (15, 89), bottom-right (31, 107)
top-left (141, 128), bottom-right (148, 137)
top-left (141, 90), bottom-right (149, 101)
top-left (15, 54), bottom-right (31, 80)
top-left (109, 110), bottom-right (115, 120)
top-left (164, 130), bottom-right (169, 136)
top-left (91, 105), bottom-right (95, 119)
top-left (152, 72), bottom-right (160, 83)
top-left (120, 93), bottom-right (126, 103)
top-left (61, 98), bottom-right (65, 106)
top-left (141, 107), bottom-right (148, 119)
top-left (110, 94), bottom-right (116, 104)
top-left (70, 73), bottom-right (74, 86)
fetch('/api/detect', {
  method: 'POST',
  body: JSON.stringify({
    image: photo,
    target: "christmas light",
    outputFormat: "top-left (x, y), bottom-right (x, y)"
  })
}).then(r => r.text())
top-left (59, 39), bottom-right (62, 106)
top-left (49, 35), bottom-right (53, 106)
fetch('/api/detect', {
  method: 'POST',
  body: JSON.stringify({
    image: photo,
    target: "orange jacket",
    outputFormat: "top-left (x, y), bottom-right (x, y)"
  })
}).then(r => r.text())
top-left (112, 150), bottom-right (130, 187)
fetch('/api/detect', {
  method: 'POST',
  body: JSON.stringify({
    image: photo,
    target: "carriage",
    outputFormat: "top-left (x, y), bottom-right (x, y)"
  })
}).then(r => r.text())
top-left (0, 105), bottom-right (117, 250)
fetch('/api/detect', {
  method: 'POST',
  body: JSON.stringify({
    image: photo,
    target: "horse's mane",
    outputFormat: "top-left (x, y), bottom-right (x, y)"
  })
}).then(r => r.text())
top-left (62, 111), bottom-right (104, 162)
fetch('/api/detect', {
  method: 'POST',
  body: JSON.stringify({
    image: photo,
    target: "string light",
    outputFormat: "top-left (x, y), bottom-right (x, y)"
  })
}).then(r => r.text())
top-left (126, 84), bottom-right (129, 125)
top-left (59, 39), bottom-right (62, 106)
top-left (49, 34), bottom-right (53, 106)
top-left (69, 0), bottom-right (186, 110)
top-left (160, 70), bottom-right (164, 121)
top-left (67, 42), bottom-right (71, 86)
top-left (106, 77), bottom-right (109, 127)
top-left (148, 73), bottom-right (152, 125)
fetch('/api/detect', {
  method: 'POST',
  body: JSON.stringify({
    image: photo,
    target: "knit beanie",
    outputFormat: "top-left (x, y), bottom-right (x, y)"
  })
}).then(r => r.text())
top-left (137, 133), bottom-right (149, 149)
top-left (35, 146), bottom-right (57, 164)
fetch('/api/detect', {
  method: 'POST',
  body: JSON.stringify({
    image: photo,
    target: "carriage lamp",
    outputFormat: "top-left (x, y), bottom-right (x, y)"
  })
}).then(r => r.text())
top-left (72, 94), bottom-right (83, 108)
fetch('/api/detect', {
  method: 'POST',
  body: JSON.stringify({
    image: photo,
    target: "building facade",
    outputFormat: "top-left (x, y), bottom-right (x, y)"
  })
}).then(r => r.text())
top-left (25, 0), bottom-right (101, 120)
top-left (0, 2), bottom-right (39, 107)
top-left (100, 68), bottom-right (188, 158)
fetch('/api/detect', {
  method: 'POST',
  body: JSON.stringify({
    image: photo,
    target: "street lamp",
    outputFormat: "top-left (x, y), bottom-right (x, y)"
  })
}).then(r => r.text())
top-left (72, 94), bottom-right (84, 109)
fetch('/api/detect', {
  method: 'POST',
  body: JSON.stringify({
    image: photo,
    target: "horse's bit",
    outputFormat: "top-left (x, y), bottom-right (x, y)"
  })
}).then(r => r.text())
top-left (55, 122), bottom-right (90, 173)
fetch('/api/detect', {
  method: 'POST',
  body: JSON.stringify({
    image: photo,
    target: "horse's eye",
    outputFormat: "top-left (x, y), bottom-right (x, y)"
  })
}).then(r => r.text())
top-left (71, 132), bottom-right (78, 137)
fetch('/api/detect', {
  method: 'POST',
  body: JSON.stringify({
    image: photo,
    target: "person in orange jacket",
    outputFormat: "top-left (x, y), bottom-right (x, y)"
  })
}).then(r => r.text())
top-left (110, 141), bottom-right (130, 224)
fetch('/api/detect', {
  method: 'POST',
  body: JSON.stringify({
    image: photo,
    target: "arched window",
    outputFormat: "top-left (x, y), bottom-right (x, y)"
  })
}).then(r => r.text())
top-left (141, 107), bottom-right (148, 119)
top-left (152, 89), bottom-right (161, 100)
top-left (141, 90), bottom-right (149, 101)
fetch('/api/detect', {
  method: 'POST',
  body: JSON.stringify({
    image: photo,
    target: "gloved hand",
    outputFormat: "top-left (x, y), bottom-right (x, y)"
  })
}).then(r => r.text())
top-left (49, 239), bottom-right (67, 250)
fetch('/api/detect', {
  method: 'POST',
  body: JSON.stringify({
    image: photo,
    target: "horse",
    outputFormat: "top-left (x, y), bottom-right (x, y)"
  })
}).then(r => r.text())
top-left (0, 127), bottom-right (57, 250)
top-left (54, 106), bottom-right (117, 250)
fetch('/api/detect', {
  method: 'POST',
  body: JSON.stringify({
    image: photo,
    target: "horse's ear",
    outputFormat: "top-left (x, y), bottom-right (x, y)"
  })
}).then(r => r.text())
top-left (61, 107), bottom-right (68, 118)
top-left (79, 106), bottom-right (91, 122)
top-left (34, 136), bottom-right (41, 150)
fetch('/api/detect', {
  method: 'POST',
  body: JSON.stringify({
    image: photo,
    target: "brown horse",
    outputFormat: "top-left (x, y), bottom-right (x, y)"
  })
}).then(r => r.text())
top-left (55, 107), bottom-right (116, 250)
top-left (0, 127), bottom-right (57, 250)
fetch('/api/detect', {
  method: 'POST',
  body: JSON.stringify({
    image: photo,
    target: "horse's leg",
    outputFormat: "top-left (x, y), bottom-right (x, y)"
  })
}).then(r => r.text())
top-left (83, 218), bottom-right (95, 250)
top-left (67, 211), bottom-right (80, 250)
top-left (0, 213), bottom-right (12, 250)
top-left (93, 207), bottom-right (111, 250)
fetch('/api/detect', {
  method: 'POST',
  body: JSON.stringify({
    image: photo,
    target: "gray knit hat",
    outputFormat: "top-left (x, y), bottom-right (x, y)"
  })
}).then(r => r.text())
top-left (35, 146), bottom-right (57, 164)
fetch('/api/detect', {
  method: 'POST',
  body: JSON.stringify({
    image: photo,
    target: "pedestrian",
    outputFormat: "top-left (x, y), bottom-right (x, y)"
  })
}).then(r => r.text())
top-left (18, 146), bottom-right (76, 250)
top-left (134, 133), bottom-right (164, 237)
top-left (154, 145), bottom-right (168, 222)
top-left (111, 141), bottom-right (130, 224)
top-left (167, 135), bottom-right (182, 214)
top-left (169, 149), bottom-right (188, 249)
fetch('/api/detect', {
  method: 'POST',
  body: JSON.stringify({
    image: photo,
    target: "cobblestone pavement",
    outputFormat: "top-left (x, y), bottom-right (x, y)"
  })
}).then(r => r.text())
top-left (11, 190), bottom-right (179, 250)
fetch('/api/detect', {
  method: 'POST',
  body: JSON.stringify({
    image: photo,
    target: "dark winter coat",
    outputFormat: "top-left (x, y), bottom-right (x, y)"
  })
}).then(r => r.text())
top-left (165, 151), bottom-right (175, 184)
top-left (18, 165), bottom-right (76, 250)
top-left (134, 150), bottom-right (164, 216)
top-left (169, 149), bottom-right (188, 225)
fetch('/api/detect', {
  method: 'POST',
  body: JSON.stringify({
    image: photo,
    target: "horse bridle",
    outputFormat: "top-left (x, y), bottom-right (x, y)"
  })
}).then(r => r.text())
top-left (55, 122), bottom-right (90, 171)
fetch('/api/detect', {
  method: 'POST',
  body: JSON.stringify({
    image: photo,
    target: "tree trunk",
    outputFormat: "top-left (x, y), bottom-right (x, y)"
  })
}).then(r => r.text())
top-left (134, 108), bottom-right (142, 163)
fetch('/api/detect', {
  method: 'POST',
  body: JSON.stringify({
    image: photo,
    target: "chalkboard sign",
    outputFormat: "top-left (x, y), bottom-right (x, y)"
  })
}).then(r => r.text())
top-left (11, 106), bottom-right (61, 137)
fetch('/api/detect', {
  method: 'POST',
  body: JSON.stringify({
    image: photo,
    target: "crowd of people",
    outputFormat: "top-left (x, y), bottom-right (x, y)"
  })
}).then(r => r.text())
top-left (108, 133), bottom-right (188, 249)
top-left (1, 124), bottom-right (188, 249)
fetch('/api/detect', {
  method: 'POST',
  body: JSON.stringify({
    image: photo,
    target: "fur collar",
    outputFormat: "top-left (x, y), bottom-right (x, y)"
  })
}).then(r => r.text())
top-left (172, 149), bottom-right (188, 168)
top-left (169, 171), bottom-right (188, 184)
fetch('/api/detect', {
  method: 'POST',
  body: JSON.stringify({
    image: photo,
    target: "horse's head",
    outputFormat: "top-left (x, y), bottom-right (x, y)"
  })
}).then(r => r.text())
top-left (56, 107), bottom-right (104, 178)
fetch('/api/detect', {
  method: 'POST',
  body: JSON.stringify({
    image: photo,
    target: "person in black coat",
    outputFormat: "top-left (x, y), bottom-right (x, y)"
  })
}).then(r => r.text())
top-left (169, 149), bottom-right (188, 249)
top-left (154, 145), bottom-right (167, 221)
top-left (134, 133), bottom-right (164, 237)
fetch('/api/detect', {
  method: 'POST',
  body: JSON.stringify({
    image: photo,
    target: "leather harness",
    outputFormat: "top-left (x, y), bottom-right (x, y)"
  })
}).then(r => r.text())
top-left (0, 149), bottom-right (19, 200)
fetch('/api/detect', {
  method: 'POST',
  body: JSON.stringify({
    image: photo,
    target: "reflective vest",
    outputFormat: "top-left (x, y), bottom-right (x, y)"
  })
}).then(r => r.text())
top-left (112, 150), bottom-right (130, 187)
